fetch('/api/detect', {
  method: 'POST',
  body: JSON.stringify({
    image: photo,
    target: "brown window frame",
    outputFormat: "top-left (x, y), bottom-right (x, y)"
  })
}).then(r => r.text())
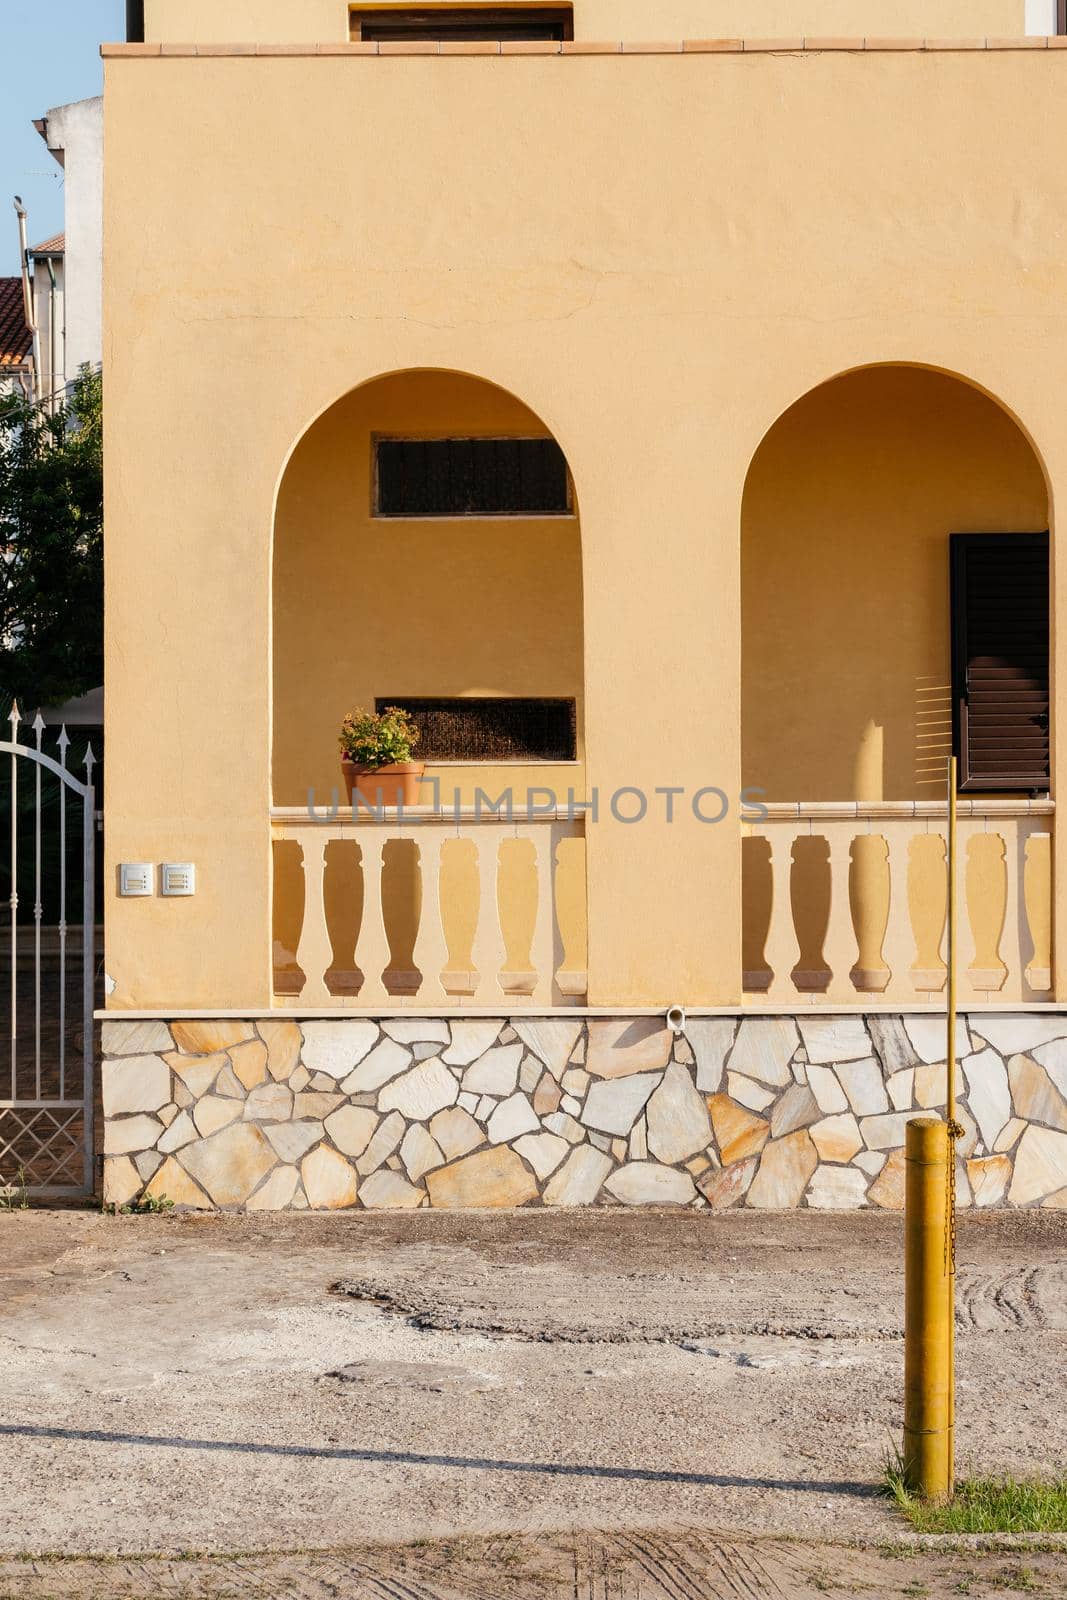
top-left (950, 531), bottom-right (1050, 795)
top-left (351, 6), bottom-right (573, 41)
top-left (1059, 0), bottom-right (1066, 35)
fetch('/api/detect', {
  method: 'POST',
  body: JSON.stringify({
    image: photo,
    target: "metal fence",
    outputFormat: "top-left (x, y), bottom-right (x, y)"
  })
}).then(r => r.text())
top-left (0, 705), bottom-right (96, 1198)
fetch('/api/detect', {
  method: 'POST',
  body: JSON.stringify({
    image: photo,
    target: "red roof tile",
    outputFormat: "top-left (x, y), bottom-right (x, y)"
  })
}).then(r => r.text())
top-left (0, 278), bottom-right (32, 369)
top-left (31, 233), bottom-right (64, 254)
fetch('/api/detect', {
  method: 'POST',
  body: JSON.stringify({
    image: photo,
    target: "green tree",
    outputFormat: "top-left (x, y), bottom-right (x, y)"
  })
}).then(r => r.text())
top-left (0, 367), bottom-right (103, 709)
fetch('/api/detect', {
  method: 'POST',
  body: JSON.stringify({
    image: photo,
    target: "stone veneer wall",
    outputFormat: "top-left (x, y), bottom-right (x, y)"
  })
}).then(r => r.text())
top-left (101, 1014), bottom-right (1067, 1212)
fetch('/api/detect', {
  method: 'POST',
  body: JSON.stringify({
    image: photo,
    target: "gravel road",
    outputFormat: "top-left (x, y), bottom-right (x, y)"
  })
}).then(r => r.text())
top-left (1, 1207), bottom-right (1063, 1597)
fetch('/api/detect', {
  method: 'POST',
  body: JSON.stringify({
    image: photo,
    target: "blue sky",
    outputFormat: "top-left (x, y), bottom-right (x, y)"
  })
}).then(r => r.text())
top-left (1, 0), bottom-right (124, 275)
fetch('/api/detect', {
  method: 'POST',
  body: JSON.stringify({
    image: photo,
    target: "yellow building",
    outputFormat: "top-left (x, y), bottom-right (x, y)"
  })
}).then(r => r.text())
top-left (100, 2), bottom-right (1067, 1212)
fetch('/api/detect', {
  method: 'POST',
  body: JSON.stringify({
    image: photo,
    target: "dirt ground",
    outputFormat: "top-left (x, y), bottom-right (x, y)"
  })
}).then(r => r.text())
top-left (1, 1207), bottom-right (1064, 1598)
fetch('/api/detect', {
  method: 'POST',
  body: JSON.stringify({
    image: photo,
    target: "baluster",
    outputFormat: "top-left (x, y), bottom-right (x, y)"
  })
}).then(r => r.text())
top-left (412, 829), bottom-right (449, 1006)
top-left (959, 819), bottom-right (1005, 1001)
top-left (911, 826), bottom-right (947, 993)
top-left (353, 832), bottom-right (391, 1007)
top-left (294, 833), bottom-right (332, 1006)
top-left (763, 828), bottom-right (799, 1002)
top-left (881, 822), bottom-right (916, 1003)
top-left (999, 824), bottom-right (1024, 998)
top-left (524, 823), bottom-right (555, 1004)
top-left (554, 826), bottom-right (588, 998)
top-left (823, 828), bottom-right (858, 1002)
top-left (1024, 827), bottom-right (1053, 994)
top-left (470, 827), bottom-right (506, 1005)
top-left (953, 821), bottom-right (976, 1004)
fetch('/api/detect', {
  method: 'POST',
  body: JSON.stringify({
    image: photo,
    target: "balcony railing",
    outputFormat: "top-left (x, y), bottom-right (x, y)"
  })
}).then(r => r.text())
top-left (272, 799), bottom-right (1053, 1011)
top-left (271, 807), bottom-right (587, 1009)
top-left (743, 800), bottom-right (1054, 1006)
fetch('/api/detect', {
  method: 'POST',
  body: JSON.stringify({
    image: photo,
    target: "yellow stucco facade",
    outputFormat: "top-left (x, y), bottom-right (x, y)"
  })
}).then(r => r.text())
top-left (103, 41), bottom-right (1067, 1012)
top-left (141, 1), bottom-right (1030, 46)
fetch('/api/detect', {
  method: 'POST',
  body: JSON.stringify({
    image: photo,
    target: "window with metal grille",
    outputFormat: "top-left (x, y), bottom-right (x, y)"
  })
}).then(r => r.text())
top-left (374, 436), bottom-right (570, 517)
top-left (352, 7), bottom-right (573, 41)
top-left (375, 698), bottom-right (576, 761)
top-left (950, 532), bottom-right (1050, 793)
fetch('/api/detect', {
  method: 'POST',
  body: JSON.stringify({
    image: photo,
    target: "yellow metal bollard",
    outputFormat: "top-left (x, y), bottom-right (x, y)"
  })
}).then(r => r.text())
top-left (903, 1116), bottom-right (953, 1499)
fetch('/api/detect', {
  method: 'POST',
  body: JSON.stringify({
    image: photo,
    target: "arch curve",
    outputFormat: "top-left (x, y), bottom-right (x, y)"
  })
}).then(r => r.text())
top-left (745, 359), bottom-right (1053, 512)
top-left (741, 361), bottom-right (1050, 804)
top-left (271, 365), bottom-right (584, 807)
top-left (271, 364), bottom-right (583, 520)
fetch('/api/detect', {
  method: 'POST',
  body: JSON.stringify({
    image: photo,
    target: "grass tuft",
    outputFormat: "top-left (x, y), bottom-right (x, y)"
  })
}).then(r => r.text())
top-left (883, 1461), bottom-right (1067, 1535)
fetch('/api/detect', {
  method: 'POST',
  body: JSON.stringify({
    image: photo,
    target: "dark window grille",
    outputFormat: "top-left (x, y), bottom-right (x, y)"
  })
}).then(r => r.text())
top-left (950, 532), bottom-right (1050, 793)
top-left (352, 7), bottom-right (573, 40)
top-left (376, 697), bottom-right (576, 761)
top-left (375, 437), bottom-right (570, 517)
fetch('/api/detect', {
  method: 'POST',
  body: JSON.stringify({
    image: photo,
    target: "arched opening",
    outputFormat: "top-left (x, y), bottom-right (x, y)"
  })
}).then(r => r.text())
top-left (740, 365), bottom-right (1052, 1004)
top-left (271, 368), bottom-right (586, 1005)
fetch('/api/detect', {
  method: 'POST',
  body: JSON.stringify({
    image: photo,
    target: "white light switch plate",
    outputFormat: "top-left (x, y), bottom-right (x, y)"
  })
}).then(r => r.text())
top-left (119, 863), bottom-right (153, 897)
top-left (161, 862), bottom-right (196, 897)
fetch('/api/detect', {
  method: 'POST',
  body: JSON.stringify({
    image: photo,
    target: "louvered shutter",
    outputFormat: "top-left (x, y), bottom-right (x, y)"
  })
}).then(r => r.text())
top-left (951, 532), bottom-right (1049, 793)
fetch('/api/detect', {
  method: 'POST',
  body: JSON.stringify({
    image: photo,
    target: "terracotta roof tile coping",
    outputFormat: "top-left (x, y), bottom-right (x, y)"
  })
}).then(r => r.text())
top-left (101, 37), bottom-right (1060, 59)
top-left (0, 277), bottom-right (32, 368)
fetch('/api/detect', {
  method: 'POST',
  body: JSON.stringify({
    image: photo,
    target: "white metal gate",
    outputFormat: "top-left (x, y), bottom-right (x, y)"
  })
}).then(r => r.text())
top-left (0, 705), bottom-right (96, 1199)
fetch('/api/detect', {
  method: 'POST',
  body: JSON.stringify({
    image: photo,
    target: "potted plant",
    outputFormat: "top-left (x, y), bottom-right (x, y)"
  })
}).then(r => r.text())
top-left (338, 705), bottom-right (424, 809)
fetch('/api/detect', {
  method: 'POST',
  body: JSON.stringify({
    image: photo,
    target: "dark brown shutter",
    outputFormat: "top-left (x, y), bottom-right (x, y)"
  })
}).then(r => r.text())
top-left (951, 532), bottom-right (1049, 793)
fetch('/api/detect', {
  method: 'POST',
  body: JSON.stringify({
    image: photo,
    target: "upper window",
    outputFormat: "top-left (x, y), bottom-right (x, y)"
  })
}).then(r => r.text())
top-left (375, 436), bottom-right (571, 517)
top-left (951, 532), bottom-right (1050, 794)
top-left (351, 7), bottom-right (573, 41)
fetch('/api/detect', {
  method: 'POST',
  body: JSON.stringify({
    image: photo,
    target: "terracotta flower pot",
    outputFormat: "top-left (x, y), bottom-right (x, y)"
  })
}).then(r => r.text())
top-left (341, 760), bottom-right (425, 810)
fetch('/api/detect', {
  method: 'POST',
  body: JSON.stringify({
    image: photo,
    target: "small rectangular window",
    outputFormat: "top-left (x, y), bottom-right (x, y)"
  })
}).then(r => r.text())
top-left (375, 437), bottom-right (570, 517)
top-left (375, 697), bottom-right (577, 761)
top-left (352, 7), bottom-right (573, 42)
top-left (950, 532), bottom-right (1050, 793)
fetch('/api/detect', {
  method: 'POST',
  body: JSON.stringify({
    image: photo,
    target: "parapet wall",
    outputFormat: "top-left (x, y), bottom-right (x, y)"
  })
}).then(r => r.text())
top-left (101, 1013), bottom-right (1067, 1211)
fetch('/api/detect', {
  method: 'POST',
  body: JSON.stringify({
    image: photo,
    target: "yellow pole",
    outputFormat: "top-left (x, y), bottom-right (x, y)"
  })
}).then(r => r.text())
top-left (945, 753), bottom-right (958, 1489)
top-left (903, 1116), bottom-right (953, 1499)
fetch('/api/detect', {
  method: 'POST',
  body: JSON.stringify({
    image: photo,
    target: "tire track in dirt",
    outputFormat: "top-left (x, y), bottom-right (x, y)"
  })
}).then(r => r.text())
top-left (6, 1532), bottom-right (1063, 1600)
top-left (955, 1262), bottom-right (1064, 1331)
top-left (335, 1256), bottom-right (1067, 1342)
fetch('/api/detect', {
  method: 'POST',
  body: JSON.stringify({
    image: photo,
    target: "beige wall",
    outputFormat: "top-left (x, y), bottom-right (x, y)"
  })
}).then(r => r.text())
top-left (742, 367), bottom-right (1048, 803)
top-left (104, 50), bottom-right (1067, 1010)
top-left (140, 0), bottom-right (1028, 45)
top-left (273, 370), bottom-right (583, 807)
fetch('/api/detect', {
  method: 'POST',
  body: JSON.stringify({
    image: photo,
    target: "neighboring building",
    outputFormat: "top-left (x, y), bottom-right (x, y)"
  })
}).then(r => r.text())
top-left (26, 233), bottom-right (65, 412)
top-left (0, 276), bottom-right (32, 398)
top-left (32, 96), bottom-right (104, 393)
top-left (99, 3), bottom-right (1067, 1213)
